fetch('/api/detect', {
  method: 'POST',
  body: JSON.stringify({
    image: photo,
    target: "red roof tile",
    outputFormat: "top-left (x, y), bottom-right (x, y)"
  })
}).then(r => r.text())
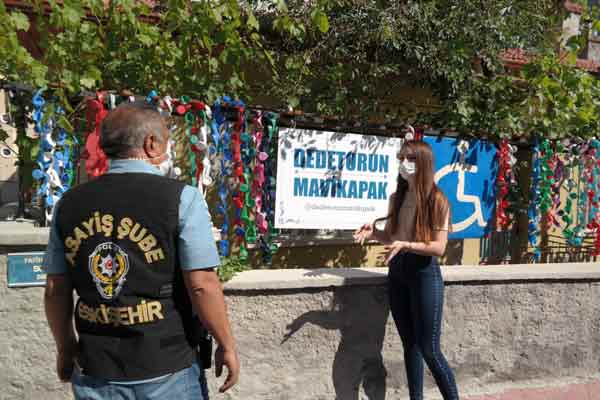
top-left (500, 48), bottom-right (600, 73)
top-left (499, 48), bottom-right (530, 67)
top-left (575, 58), bottom-right (600, 72)
top-left (564, 1), bottom-right (585, 14)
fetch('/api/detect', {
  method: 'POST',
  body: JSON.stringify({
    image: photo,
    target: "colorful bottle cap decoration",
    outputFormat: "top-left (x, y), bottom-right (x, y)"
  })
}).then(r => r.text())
top-left (496, 138), bottom-right (511, 230)
top-left (30, 90), bottom-right (76, 225)
top-left (259, 112), bottom-right (279, 264)
top-left (521, 135), bottom-right (600, 257)
top-left (18, 84), bottom-right (600, 264)
top-left (83, 92), bottom-right (109, 178)
top-left (527, 136), bottom-right (541, 261)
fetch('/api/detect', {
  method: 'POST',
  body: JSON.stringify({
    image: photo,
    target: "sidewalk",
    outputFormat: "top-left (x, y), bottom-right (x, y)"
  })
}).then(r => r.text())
top-left (464, 378), bottom-right (600, 400)
top-left (0, 220), bottom-right (49, 246)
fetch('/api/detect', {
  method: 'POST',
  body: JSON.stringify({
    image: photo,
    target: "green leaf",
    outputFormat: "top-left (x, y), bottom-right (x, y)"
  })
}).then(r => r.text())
top-left (263, 49), bottom-right (275, 68)
top-left (29, 143), bottom-right (40, 160)
top-left (247, 11), bottom-right (259, 31)
top-left (137, 33), bottom-right (153, 46)
top-left (284, 56), bottom-right (296, 69)
top-left (80, 76), bottom-right (96, 88)
top-left (276, 0), bottom-right (288, 12)
top-left (228, 74), bottom-right (243, 89)
top-left (201, 35), bottom-right (213, 51)
top-left (287, 96), bottom-right (300, 108)
top-left (208, 58), bottom-right (219, 72)
top-left (87, 66), bottom-right (102, 81)
top-left (10, 12), bottom-right (29, 31)
top-left (80, 22), bottom-right (91, 34)
top-left (57, 115), bottom-right (74, 132)
top-left (381, 24), bottom-right (393, 41)
top-left (217, 256), bottom-right (249, 282)
top-left (63, 6), bottom-right (81, 26)
top-left (41, 103), bottom-right (56, 128)
top-left (212, 5), bottom-right (224, 23)
top-left (31, 63), bottom-right (48, 87)
top-left (312, 10), bottom-right (329, 33)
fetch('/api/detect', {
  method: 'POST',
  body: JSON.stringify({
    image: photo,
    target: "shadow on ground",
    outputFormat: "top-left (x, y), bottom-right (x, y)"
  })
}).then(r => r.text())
top-left (282, 268), bottom-right (390, 400)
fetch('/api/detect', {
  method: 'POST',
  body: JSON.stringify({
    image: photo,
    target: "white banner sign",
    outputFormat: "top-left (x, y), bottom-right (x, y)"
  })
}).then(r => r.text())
top-left (275, 128), bottom-right (402, 230)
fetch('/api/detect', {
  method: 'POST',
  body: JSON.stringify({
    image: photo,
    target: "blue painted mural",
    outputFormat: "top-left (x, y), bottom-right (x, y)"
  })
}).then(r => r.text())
top-left (423, 136), bottom-right (498, 239)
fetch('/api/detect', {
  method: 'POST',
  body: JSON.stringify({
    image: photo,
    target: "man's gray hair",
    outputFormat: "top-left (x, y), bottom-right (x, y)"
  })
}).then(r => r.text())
top-left (100, 102), bottom-right (167, 158)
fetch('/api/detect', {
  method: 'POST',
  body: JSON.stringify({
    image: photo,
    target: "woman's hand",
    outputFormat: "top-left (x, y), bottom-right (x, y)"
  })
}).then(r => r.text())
top-left (384, 241), bottom-right (408, 264)
top-left (353, 223), bottom-right (374, 245)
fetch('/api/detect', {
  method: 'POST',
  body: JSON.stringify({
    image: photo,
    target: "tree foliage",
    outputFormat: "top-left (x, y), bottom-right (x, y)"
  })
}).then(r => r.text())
top-left (0, 0), bottom-right (329, 107)
top-left (434, 4), bottom-right (600, 139)
top-left (1, 0), bottom-right (599, 139)
top-left (262, 0), bottom-right (596, 140)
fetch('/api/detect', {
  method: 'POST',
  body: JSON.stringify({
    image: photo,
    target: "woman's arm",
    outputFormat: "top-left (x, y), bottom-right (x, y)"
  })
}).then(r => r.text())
top-left (354, 222), bottom-right (391, 245)
top-left (375, 193), bottom-right (395, 244)
top-left (372, 226), bottom-right (392, 245)
top-left (354, 193), bottom-right (395, 245)
top-left (385, 229), bottom-right (448, 261)
top-left (408, 228), bottom-right (448, 257)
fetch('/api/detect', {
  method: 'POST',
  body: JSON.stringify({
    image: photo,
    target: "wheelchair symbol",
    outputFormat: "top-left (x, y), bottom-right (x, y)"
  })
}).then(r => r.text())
top-left (434, 162), bottom-right (487, 233)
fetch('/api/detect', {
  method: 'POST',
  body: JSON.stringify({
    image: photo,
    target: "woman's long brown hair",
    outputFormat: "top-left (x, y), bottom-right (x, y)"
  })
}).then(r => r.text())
top-left (375, 140), bottom-right (450, 243)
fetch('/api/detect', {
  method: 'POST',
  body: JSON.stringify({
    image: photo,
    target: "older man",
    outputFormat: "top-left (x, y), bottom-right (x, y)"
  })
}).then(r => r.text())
top-left (43, 102), bottom-right (239, 400)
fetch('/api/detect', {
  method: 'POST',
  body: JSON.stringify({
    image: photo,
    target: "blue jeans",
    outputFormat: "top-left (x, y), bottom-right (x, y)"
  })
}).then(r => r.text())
top-left (72, 362), bottom-right (209, 400)
top-left (388, 252), bottom-right (459, 400)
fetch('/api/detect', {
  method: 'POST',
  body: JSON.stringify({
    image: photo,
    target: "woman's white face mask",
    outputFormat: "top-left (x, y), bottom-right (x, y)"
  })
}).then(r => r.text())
top-left (398, 159), bottom-right (416, 180)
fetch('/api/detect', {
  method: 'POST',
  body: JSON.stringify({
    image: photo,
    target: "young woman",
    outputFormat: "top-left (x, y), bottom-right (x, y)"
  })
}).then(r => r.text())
top-left (354, 140), bottom-right (459, 400)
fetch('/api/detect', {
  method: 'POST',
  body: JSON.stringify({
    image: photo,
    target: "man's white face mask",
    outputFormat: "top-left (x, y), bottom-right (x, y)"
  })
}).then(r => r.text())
top-left (398, 159), bottom-right (416, 180)
top-left (156, 141), bottom-right (180, 178)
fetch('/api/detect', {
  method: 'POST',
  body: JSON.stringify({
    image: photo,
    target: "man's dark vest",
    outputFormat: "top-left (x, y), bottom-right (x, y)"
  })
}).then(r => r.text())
top-left (57, 172), bottom-right (198, 381)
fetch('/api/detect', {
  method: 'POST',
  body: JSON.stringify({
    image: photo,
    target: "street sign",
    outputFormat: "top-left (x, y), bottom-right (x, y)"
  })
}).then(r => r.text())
top-left (7, 252), bottom-right (46, 287)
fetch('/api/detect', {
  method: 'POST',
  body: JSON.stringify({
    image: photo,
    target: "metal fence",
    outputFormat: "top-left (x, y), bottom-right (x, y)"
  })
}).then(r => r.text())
top-left (480, 230), bottom-right (598, 264)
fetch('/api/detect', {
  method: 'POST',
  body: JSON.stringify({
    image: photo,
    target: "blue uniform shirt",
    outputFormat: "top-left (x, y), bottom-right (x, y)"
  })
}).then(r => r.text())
top-left (43, 159), bottom-right (221, 274)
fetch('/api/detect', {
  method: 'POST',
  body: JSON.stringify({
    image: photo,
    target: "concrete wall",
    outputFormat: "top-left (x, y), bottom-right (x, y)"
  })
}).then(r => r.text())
top-left (2, 251), bottom-right (600, 400)
top-left (1, 248), bottom-right (68, 400)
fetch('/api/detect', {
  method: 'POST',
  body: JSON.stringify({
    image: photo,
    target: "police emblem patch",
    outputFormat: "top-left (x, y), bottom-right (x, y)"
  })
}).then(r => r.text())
top-left (88, 242), bottom-right (130, 299)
